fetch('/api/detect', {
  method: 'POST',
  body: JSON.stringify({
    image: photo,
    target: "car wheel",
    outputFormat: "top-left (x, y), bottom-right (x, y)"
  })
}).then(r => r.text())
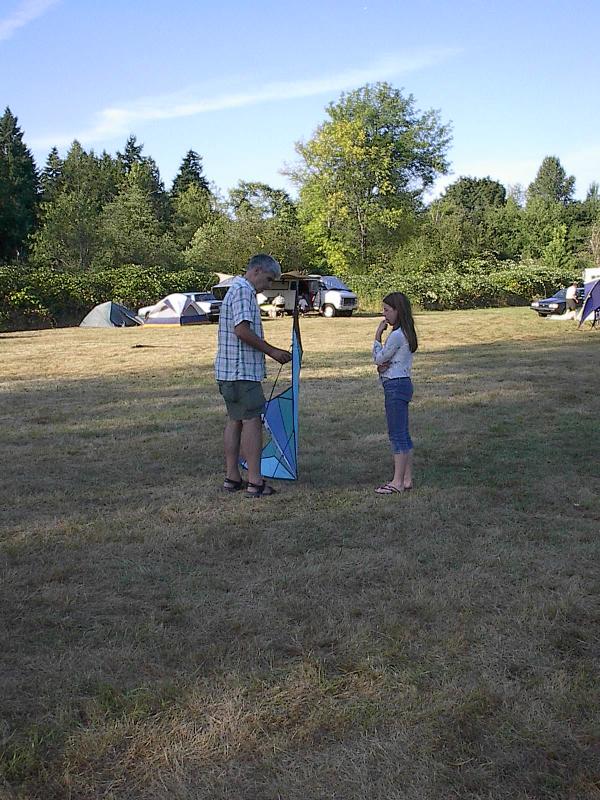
top-left (322, 304), bottom-right (336, 318)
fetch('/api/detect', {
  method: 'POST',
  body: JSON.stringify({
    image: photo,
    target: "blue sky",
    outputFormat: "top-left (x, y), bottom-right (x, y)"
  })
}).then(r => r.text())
top-left (2, 0), bottom-right (599, 200)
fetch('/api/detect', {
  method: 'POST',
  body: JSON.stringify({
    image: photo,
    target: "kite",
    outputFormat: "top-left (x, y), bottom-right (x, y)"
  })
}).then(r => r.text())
top-left (253, 299), bottom-right (303, 480)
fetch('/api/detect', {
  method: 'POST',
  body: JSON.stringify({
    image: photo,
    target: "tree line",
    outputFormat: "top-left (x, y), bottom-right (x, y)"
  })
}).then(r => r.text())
top-left (2, 82), bottom-right (600, 312)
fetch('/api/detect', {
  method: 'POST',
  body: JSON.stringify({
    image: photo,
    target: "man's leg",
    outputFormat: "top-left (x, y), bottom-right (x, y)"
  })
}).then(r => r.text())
top-left (241, 416), bottom-right (263, 486)
top-left (224, 419), bottom-right (243, 482)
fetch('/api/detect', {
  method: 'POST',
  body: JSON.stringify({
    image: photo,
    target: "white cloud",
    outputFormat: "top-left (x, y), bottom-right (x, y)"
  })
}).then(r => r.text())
top-left (31, 49), bottom-right (460, 148)
top-left (0, 0), bottom-right (60, 42)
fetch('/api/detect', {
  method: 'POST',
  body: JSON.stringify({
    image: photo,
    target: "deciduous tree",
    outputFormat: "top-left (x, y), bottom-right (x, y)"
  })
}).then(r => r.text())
top-left (98, 164), bottom-right (178, 268)
top-left (32, 141), bottom-right (119, 270)
top-left (171, 184), bottom-right (216, 250)
top-left (288, 83), bottom-right (451, 271)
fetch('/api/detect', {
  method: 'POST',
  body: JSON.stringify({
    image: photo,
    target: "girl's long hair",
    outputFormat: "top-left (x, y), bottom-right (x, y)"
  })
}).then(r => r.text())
top-left (383, 292), bottom-right (418, 353)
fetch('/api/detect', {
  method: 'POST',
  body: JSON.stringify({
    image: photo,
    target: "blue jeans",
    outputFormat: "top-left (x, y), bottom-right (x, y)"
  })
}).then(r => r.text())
top-left (383, 377), bottom-right (413, 454)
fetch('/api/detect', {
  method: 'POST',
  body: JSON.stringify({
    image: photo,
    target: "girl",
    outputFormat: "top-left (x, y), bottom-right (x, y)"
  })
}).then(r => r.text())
top-left (372, 292), bottom-right (418, 494)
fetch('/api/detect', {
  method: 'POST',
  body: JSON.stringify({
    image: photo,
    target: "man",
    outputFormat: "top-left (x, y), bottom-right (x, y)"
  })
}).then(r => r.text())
top-left (215, 254), bottom-right (292, 497)
top-left (565, 281), bottom-right (579, 315)
top-left (272, 293), bottom-right (286, 317)
top-left (298, 295), bottom-right (309, 315)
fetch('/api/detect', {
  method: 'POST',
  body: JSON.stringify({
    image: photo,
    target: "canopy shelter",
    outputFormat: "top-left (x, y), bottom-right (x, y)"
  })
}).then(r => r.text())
top-left (141, 293), bottom-right (210, 325)
top-left (80, 301), bottom-right (141, 328)
top-left (578, 280), bottom-right (600, 328)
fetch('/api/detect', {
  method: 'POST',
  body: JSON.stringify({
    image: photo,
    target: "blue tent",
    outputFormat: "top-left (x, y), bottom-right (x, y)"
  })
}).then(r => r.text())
top-left (578, 280), bottom-right (600, 327)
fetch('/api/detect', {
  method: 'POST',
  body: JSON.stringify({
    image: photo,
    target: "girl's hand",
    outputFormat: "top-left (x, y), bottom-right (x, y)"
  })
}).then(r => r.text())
top-left (377, 362), bottom-right (390, 375)
top-left (375, 319), bottom-right (388, 338)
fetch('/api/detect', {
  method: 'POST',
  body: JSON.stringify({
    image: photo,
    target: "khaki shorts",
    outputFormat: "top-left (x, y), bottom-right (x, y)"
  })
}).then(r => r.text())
top-left (218, 380), bottom-right (266, 420)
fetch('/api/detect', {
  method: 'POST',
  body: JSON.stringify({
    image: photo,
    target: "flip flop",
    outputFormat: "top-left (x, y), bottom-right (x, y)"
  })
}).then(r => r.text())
top-left (374, 484), bottom-right (403, 495)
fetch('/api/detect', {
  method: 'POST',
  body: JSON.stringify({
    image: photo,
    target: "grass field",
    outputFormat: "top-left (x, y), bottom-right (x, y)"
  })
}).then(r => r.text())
top-left (1, 309), bottom-right (599, 800)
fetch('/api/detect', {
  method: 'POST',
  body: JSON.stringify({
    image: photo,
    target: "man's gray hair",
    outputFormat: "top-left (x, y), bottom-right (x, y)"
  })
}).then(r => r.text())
top-left (247, 253), bottom-right (281, 278)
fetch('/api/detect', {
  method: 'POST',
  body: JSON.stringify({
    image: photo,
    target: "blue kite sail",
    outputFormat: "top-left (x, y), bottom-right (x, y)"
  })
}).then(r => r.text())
top-left (260, 303), bottom-right (303, 480)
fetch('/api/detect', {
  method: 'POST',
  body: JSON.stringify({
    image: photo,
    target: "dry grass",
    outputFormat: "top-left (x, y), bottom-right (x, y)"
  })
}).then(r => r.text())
top-left (1, 309), bottom-right (599, 800)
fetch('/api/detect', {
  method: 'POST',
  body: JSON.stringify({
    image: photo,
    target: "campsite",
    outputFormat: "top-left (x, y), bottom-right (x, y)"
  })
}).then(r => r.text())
top-left (1, 308), bottom-right (599, 799)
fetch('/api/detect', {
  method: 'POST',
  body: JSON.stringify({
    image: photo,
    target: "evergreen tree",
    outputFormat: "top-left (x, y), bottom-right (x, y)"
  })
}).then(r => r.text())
top-left (40, 147), bottom-right (64, 202)
top-left (0, 107), bottom-right (39, 262)
top-left (135, 156), bottom-right (171, 224)
top-left (171, 150), bottom-right (210, 196)
top-left (116, 135), bottom-right (144, 174)
top-left (527, 156), bottom-right (575, 206)
top-left (117, 136), bottom-right (170, 224)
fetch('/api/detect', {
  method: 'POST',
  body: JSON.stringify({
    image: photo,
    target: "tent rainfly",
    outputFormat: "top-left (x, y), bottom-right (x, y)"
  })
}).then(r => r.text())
top-left (80, 302), bottom-right (141, 328)
top-left (579, 280), bottom-right (600, 327)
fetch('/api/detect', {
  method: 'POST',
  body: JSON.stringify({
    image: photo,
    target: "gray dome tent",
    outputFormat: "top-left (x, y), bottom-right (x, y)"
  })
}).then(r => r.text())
top-left (80, 302), bottom-right (142, 328)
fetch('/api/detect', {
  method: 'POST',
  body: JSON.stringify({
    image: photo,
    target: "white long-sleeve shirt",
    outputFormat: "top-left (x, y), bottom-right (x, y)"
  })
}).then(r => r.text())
top-left (372, 327), bottom-right (413, 380)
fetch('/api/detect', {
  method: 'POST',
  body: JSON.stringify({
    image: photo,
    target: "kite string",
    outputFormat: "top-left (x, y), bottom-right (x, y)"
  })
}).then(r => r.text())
top-left (264, 327), bottom-right (294, 406)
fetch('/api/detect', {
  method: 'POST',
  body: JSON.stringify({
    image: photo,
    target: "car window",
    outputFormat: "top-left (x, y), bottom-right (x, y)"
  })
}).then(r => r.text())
top-left (192, 293), bottom-right (217, 302)
top-left (322, 277), bottom-right (351, 291)
top-left (553, 289), bottom-right (567, 300)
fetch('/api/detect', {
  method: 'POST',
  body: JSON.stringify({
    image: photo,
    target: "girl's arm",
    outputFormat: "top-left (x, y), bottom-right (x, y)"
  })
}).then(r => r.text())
top-left (372, 330), bottom-right (401, 365)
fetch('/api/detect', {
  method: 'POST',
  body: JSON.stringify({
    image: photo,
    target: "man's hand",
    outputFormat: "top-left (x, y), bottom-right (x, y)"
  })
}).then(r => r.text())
top-left (269, 346), bottom-right (292, 365)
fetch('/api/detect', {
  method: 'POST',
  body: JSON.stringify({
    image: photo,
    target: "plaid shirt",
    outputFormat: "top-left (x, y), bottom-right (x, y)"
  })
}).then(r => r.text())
top-left (214, 276), bottom-right (266, 381)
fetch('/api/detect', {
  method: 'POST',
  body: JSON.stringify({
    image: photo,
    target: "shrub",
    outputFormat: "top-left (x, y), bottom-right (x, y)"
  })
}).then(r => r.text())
top-left (344, 259), bottom-right (577, 312)
top-left (0, 264), bottom-right (218, 331)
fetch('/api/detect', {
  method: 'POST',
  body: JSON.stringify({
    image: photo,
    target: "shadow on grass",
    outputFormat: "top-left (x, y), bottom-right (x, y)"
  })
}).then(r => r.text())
top-left (1, 335), bottom-right (599, 528)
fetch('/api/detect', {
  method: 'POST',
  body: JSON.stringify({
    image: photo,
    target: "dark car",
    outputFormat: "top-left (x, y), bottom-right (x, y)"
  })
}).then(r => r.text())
top-left (530, 287), bottom-right (585, 317)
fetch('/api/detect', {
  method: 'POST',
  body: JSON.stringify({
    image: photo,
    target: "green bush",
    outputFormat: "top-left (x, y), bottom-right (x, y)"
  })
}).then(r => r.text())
top-left (345, 259), bottom-right (578, 312)
top-left (0, 264), bottom-right (218, 331)
top-left (0, 259), bottom-right (580, 330)
top-left (0, 273), bottom-right (55, 329)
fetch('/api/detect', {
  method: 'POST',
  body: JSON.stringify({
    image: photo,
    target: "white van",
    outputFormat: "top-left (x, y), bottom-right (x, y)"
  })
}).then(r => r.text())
top-left (212, 272), bottom-right (358, 318)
